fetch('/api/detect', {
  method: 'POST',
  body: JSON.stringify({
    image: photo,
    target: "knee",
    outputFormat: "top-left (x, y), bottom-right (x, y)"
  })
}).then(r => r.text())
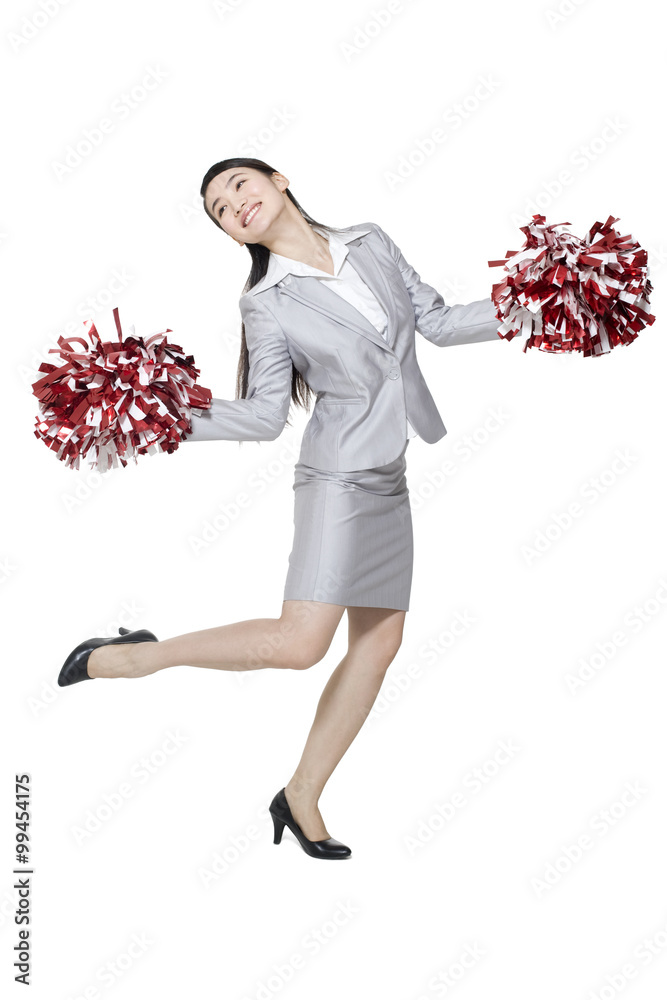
top-left (289, 644), bottom-right (327, 671)
top-left (379, 644), bottom-right (402, 671)
top-left (370, 634), bottom-right (404, 675)
top-left (384, 627), bottom-right (404, 656)
top-left (276, 609), bottom-right (339, 670)
top-left (267, 627), bottom-right (326, 670)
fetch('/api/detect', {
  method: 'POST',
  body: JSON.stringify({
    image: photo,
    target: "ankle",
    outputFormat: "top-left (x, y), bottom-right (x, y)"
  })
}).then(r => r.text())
top-left (88, 642), bottom-right (150, 679)
top-left (284, 778), bottom-right (321, 809)
top-left (86, 644), bottom-right (116, 678)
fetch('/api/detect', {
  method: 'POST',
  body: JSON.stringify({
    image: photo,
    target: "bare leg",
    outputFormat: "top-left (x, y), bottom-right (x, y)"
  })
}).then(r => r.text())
top-left (87, 600), bottom-right (345, 678)
top-left (284, 606), bottom-right (406, 841)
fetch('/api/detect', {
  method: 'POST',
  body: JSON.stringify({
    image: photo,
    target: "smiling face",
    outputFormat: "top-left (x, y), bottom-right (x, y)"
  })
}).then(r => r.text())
top-left (203, 167), bottom-right (289, 244)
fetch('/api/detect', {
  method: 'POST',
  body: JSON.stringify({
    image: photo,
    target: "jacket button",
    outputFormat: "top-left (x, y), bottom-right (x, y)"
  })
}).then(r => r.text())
top-left (387, 368), bottom-right (400, 379)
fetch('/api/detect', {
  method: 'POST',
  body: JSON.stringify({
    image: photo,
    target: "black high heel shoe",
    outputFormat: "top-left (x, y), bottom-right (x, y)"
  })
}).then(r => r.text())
top-left (269, 788), bottom-right (351, 859)
top-left (57, 626), bottom-right (159, 687)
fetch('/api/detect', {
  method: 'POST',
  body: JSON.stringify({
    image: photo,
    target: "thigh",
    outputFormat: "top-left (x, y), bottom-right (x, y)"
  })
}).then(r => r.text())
top-left (346, 606), bottom-right (406, 658)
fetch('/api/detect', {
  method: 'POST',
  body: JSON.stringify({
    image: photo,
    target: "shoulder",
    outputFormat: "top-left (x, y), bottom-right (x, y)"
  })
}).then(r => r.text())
top-left (239, 289), bottom-right (279, 324)
top-left (340, 221), bottom-right (381, 239)
top-left (327, 221), bottom-right (396, 256)
top-left (346, 221), bottom-right (395, 253)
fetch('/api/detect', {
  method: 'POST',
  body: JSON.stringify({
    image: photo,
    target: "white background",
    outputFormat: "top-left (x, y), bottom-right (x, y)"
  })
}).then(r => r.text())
top-left (2, 0), bottom-right (666, 997)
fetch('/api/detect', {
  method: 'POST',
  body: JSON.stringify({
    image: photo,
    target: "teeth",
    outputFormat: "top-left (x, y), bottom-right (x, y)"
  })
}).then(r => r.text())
top-left (244, 204), bottom-right (260, 226)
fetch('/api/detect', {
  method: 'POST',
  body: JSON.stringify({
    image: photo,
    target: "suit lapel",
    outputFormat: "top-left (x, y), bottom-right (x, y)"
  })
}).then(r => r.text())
top-left (277, 237), bottom-right (397, 355)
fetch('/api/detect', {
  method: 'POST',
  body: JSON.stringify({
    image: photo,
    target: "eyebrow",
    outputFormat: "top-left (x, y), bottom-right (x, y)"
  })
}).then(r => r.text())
top-left (209, 173), bottom-right (245, 215)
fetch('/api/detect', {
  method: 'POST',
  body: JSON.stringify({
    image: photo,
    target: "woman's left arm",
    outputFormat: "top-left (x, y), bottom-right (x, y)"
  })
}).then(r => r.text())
top-left (370, 222), bottom-right (502, 348)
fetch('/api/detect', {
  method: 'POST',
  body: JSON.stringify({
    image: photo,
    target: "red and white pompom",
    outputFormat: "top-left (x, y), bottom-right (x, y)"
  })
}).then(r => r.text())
top-left (488, 214), bottom-right (655, 356)
top-left (32, 307), bottom-right (212, 471)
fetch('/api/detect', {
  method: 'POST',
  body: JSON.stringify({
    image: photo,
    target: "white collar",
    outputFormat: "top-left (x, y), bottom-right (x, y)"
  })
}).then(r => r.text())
top-left (246, 224), bottom-right (372, 295)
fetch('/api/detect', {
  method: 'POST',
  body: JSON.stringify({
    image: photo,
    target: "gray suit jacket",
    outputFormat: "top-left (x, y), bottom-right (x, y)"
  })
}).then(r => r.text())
top-left (183, 221), bottom-right (502, 471)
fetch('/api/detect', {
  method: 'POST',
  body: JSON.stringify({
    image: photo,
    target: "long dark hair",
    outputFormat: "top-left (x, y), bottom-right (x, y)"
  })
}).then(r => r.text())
top-left (200, 157), bottom-right (349, 424)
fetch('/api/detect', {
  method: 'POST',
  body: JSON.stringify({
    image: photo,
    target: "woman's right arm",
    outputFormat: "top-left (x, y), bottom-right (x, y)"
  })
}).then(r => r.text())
top-left (181, 293), bottom-right (293, 443)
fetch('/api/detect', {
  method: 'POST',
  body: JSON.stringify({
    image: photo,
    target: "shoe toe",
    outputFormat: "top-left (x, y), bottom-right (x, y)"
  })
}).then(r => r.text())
top-left (313, 837), bottom-right (351, 859)
top-left (57, 642), bottom-right (95, 687)
top-left (324, 838), bottom-right (352, 858)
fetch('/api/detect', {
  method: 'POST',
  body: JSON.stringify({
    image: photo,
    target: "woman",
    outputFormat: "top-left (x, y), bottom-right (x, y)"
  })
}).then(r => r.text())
top-left (58, 157), bottom-right (504, 860)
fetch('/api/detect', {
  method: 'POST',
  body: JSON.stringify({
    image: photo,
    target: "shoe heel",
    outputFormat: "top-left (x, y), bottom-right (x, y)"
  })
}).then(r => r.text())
top-left (118, 627), bottom-right (131, 635)
top-left (271, 812), bottom-right (285, 845)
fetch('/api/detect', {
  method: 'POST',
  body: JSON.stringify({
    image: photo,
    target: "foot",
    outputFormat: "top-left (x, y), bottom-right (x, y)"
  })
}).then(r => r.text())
top-left (283, 783), bottom-right (330, 841)
top-left (87, 642), bottom-right (157, 679)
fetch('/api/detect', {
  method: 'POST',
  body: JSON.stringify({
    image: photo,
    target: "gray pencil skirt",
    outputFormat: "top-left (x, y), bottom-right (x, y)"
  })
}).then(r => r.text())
top-left (283, 440), bottom-right (413, 611)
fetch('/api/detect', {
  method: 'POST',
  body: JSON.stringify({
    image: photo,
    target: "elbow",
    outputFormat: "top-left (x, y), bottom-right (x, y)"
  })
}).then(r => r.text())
top-left (261, 428), bottom-right (282, 442)
top-left (246, 389), bottom-right (290, 441)
top-left (257, 412), bottom-right (287, 441)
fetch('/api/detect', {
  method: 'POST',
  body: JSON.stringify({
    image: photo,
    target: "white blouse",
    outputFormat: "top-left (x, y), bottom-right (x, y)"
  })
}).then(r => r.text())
top-left (268, 227), bottom-right (417, 440)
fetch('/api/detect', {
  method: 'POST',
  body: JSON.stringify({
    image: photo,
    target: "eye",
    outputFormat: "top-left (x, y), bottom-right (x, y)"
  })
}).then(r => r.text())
top-left (217, 179), bottom-right (245, 217)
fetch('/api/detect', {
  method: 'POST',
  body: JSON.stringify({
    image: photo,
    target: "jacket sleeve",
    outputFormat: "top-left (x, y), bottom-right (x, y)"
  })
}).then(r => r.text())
top-left (182, 293), bottom-right (293, 443)
top-left (370, 222), bottom-right (502, 348)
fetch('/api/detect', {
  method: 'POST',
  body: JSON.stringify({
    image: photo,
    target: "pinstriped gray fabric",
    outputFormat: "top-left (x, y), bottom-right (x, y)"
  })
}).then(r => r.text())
top-left (283, 441), bottom-right (413, 611)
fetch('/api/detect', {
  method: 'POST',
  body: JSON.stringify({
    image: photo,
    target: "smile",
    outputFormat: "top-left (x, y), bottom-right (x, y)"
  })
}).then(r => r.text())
top-left (243, 203), bottom-right (261, 227)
